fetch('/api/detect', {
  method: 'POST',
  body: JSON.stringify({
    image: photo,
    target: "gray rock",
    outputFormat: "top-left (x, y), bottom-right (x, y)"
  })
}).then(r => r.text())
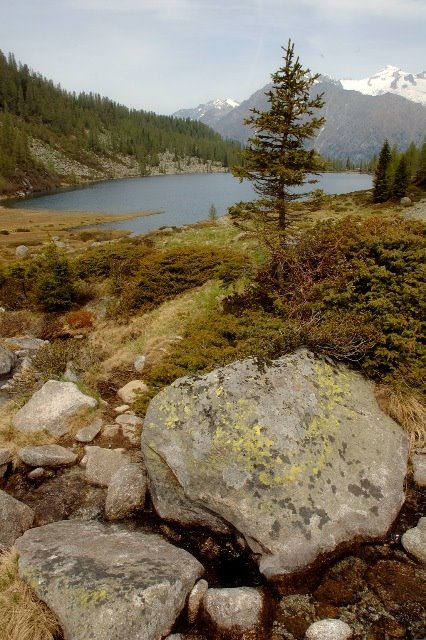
top-left (202, 587), bottom-right (264, 636)
top-left (400, 196), bottom-right (412, 207)
top-left (18, 445), bottom-right (78, 468)
top-left (401, 517), bottom-right (426, 564)
top-left (134, 355), bottom-right (146, 373)
top-left (85, 446), bottom-right (127, 487)
top-left (105, 463), bottom-right (147, 520)
top-left (117, 379), bottom-right (148, 404)
top-left (15, 520), bottom-right (204, 640)
top-left (115, 413), bottom-right (143, 427)
top-left (188, 578), bottom-right (209, 624)
top-left (412, 454), bottom-right (426, 486)
top-left (0, 447), bottom-right (11, 465)
top-left (12, 380), bottom-right (98, 436)
top-left (114, 404), bottom-right (130, 413)
top-left (4, 336), bottom-right (47, 352)
top-left (75, 417), bottom-right (103, 443)
top-left (0, 346), bottom-right (16, 375)
top-left (305, 619), bottom-right (353, 639)
top-left (0, 489), bottom-right (34, 548)
top-left (63, 360), bottom-right (79, 382)
top-left (15, 244), bottom-right (29, 258)
top-left (142, 350), bottom-right (408, 580)
top-left (27, 467), bottom-right (48, 480)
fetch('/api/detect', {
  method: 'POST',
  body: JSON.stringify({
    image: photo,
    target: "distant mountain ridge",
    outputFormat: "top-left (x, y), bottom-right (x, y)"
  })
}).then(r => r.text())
top-left (173, 97), bottom-right (240, 128)
top-left (173, 66), bottom-right (426, 162)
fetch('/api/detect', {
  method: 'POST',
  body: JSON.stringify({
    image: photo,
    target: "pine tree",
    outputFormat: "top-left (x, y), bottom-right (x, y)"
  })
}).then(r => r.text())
top-left (414, 139), bottom-right (426, 187)
top-left (231, 39), bottom-right (325, 231)
top-left (373, 140), bottom-right (392, 203)
top-left (392, 156), bottom-right (409, 199)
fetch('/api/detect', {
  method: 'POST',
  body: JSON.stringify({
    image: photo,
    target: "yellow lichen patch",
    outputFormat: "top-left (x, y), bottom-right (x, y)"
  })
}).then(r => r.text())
top-left (75, 588), bottom-right (109, 607)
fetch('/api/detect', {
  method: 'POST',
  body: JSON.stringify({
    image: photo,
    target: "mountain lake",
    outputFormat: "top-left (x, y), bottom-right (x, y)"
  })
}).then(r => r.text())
top-left (10, 172), bottom-right (372, 235)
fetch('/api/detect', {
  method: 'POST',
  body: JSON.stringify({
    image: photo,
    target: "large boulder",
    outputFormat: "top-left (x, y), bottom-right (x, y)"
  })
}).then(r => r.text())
top-left (12, 380), bottom-right (98, 436)
top-left (15, 520), bottom-right (204, 640)
top-left (141, 350), bottom-right (409, 580)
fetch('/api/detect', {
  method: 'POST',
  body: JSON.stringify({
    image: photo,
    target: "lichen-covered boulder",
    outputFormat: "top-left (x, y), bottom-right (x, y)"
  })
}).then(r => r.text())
top-left (141, 350), bottom-right (408, 580)
top-left (15, 520), bottom-right (204, 640)
top-left (12, 380), bottom-right (97, 436)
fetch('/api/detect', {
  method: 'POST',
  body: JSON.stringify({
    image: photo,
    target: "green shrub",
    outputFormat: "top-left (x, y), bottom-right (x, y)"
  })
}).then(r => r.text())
top-left (118, 245), bottom-right (251, 314)
top-left (228, 215), bottom-right (426, 397)
top-left (74, 241), bottom-right (153, 280)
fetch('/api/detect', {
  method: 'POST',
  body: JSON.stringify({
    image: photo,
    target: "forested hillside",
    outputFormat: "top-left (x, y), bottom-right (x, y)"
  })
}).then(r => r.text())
top-left (0, 51), bottom-right (241, 196)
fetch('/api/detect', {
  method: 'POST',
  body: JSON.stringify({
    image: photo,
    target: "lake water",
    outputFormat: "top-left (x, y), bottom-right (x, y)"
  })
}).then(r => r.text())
top-left (11, 172), bottom-right (372, 235)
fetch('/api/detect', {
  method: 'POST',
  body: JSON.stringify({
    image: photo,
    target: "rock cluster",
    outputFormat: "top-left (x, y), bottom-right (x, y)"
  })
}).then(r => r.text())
top-left (1, 348), bottom-right (423, 639)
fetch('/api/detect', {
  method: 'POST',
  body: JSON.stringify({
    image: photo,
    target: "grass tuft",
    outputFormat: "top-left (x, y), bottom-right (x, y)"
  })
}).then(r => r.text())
top-left (0, 549), bottom-right (62, 640)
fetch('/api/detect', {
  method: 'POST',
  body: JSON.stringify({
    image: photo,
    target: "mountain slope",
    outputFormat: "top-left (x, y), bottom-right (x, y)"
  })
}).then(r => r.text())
top-left (181, 78), bottom-right (426, 163)
top-left (173, 98), bottom-right (240, 129)
top-left (0, 52), bottom-right (241, 197)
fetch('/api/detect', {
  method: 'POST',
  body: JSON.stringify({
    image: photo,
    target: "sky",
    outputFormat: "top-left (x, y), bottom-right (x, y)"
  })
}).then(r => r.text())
top-left (1, 0), bottom-right (425, 115)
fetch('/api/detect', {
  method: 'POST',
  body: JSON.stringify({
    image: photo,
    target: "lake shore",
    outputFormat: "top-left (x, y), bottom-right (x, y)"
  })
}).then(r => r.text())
top-left (0, 207), bottom-right (158, 263)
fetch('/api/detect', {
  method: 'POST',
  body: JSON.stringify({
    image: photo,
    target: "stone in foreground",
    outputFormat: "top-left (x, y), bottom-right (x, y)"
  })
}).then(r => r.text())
top-left (85, 446), bottom-right (127, 487)
top-left (202, 587), bottom-right (264, 638)
top-left (0, 489), bottom-right (34, 547)
top-left (15, 520), bottom-right (204, 640)
top-left (401, 517), bottom-right (426, 564)
top-left (18, 444), bottom-right (78, 467)
top-left (305, 619), bottom-right (353, 640)
top-left (142, 350), bottom-right (408, 580)
top-left (105, 462), bottom-right (147, 520)
top-left (12, 380), bottom-right (97, 436)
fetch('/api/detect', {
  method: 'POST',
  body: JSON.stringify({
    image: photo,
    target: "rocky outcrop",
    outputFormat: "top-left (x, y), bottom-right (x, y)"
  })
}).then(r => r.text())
top-left (141, 350), bottom-right (409, 580)
top-left (15, 520), bottom-right (204, 640)
top-left (0, 490), bottom-right (34, 547)
top-left (12, 380), bottom-right (98, 436)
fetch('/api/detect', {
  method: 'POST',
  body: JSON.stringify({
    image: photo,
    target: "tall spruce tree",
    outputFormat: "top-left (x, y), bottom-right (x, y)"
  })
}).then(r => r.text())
top-left (373, 140), bottom-right (392, 203)
top-left (415, 139), bottom-right (426, 187)
top-left (392, 155), bottom-right (409, 199)
top-left (231, 40), bottom-right (325, 231)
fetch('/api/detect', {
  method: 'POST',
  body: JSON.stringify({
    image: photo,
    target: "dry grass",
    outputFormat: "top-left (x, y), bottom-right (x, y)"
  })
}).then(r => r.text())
top-left (88, 280), bottom-right (226, 386)
top-left (0, 549), bottom-right (62, 640)
top-left (375, 384), bottom-right (426, 449)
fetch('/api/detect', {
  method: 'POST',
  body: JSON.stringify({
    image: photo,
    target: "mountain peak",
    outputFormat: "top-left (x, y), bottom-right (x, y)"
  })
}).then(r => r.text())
top-left (340, 66), bottom-right (426, 106)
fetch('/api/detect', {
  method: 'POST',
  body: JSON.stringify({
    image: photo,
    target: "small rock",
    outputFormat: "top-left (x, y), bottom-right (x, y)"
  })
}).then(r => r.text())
top-left (114, 404), bottom-right (130, 414)
top-left (18, 445), bottom-right (78, 468)
top-left (0, 489), bottom-right (34, 547)
top-left (105, 463), bottom-right (147, 520)
top-left (115, 413), bottom-right (143, 427)
top-left (15, 245), bottom-right (29, 258)
top-left (305, 619), bottom-right (352, 640)
top-left (117, 380), bottom-right (148, 404)
top-left (102, 424), bottom-right (121, 439)
top-left (0, 448), bottom-right (12, 465)
top-left (75, 418), bottom-right (103, 443)
top-left (85, 446), bottom-right (127, 487)
top-left (4, 336), bottom-right (47, 353)
top-left (134, 355), bottom-right (146, 373)
top-left (400, 196), bottom-right (412, 207)
top-left (63, 361), bottom-right (79, 383)
top-left (401, 517), bottom-right (426, 564)
top-left (27, 467), bottom-right (48, 480)
top-left (202, 587), bottom-right (264, 637)
top-left (412, 454), bottom-right (426, 486)
top-left (0, 346), bottom-right (16, 376)
top-left (188, 578), bottom-right (209, 624)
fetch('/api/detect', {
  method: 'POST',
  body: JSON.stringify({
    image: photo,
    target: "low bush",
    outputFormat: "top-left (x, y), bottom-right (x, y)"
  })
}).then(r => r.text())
top-left (117, 245), bottom-right (251, 314)
top-left (226, 216), bottom-right (426, 399)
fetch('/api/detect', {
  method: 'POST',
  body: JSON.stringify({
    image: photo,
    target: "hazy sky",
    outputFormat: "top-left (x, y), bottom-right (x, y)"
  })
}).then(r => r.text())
top-left (1, 0), bottom-right (425, 114)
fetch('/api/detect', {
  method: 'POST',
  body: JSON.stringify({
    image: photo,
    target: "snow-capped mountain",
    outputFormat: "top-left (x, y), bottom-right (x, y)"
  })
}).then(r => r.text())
top-left (341, 66), bottom-right (426, 106)
top-left (173, 97), bottom-right (240, 128)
